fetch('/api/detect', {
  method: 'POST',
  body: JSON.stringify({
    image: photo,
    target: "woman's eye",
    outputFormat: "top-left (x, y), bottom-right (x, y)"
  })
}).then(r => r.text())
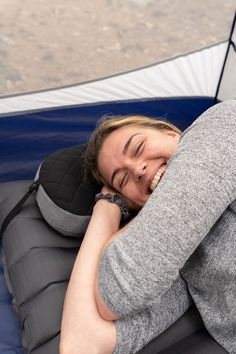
top-left (135, 142), bottom-right (144, 156)
top-left (120, 173), bottom-right (128, 189)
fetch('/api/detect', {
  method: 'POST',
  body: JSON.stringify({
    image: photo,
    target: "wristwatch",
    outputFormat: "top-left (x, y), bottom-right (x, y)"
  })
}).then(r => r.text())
top-left (95, 193), bottom-right (129, 221)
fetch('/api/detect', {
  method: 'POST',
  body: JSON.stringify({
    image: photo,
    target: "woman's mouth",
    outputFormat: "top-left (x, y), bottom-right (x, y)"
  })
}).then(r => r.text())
top-left (149, 165), bottom-right (167, 192)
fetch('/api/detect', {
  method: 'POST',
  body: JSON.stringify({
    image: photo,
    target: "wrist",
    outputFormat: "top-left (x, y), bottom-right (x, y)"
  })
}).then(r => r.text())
top-left (93, 200), bottom-right (121, 235)
top-left (94, 198), bottom-right (121, 212)
top-left (95, 193), bottom-right (129, 222)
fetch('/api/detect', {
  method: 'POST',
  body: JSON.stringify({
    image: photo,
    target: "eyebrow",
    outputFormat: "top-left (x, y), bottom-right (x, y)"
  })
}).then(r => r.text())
top-left (110, 133), bottom-right (141, 187)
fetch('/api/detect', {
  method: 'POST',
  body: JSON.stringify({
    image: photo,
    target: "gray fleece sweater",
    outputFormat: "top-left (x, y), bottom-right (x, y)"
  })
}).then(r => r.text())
top-left (98, 100), bottom-right (236, 354)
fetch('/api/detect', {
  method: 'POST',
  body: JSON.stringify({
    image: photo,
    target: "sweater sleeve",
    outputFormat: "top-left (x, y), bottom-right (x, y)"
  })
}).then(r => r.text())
top-left (98, 99), bottom-right (236, 317)
top-left (113, 275), bottom-right (192, 354)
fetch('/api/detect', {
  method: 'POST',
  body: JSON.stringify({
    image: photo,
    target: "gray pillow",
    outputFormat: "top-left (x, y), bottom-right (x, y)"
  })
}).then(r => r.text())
top-left (34, 144), bottom-right (101, 236)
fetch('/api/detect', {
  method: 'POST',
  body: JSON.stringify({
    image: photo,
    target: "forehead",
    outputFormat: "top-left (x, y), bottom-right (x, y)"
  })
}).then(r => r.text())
top-left (111, 124), bottom-right (144, 135)
top-left (105, 124), bottom-right (151, 142)
top-left (101, 125), bottom-right (142, 153)
top-left (101, 124), bottom-right (152, 152)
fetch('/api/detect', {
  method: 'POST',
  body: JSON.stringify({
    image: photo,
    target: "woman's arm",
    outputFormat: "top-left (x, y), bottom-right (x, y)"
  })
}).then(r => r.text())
top-left (95, 221), bottom-right (132, 321)
top-left (112, 276), bottom-right (192, 354)
top-left (60, 199), bottom-right (122, 354)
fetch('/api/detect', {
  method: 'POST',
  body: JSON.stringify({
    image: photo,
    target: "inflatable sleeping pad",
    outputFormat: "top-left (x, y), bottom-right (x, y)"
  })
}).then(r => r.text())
top-left (0, 144), bottom-right (229, 353)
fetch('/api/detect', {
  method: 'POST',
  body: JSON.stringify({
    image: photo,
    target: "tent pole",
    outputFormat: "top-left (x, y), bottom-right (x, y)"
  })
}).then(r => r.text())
top-left (214, 11), bottom-right (236, 102)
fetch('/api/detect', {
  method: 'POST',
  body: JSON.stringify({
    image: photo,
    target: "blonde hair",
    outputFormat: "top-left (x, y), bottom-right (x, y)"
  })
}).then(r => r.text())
top-left (85, 115), bottom-right (181, 183)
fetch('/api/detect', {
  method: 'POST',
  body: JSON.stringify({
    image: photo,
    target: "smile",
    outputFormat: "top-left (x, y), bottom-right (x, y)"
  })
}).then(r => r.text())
top-left (149, 165), bottom-right (167, 192)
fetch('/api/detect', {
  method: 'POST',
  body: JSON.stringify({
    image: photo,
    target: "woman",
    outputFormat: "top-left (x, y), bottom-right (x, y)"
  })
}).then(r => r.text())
top-left (60, 100), bottom-right (236, 354)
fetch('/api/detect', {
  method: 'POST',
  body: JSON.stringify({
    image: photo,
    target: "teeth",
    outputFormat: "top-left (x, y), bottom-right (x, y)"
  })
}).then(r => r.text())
top-left (150, 165), bottom-right (166, 191)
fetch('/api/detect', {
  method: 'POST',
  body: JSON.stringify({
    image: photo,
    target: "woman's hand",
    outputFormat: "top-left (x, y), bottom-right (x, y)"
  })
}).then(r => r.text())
top-left (101, 185), bottom-right (117, 195)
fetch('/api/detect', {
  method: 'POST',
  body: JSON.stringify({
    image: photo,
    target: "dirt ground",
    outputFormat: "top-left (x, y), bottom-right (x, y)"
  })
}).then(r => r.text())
top-left (0, 0), bottom-right (235, 96)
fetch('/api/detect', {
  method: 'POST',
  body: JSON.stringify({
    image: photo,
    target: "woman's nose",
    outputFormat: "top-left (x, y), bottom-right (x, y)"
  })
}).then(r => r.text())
top-left (133, 162), bottom-right (147, 181)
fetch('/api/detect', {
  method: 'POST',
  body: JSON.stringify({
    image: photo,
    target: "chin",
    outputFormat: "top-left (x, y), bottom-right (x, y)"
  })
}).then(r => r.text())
top-left (129, 193), bottom-right (151, 209)
top-left (138, 195), bottom-right (151, 207)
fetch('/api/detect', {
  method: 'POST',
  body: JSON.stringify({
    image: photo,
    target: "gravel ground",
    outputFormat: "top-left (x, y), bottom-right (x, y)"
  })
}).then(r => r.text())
top-left (0, 0), bottom-right (235, 96)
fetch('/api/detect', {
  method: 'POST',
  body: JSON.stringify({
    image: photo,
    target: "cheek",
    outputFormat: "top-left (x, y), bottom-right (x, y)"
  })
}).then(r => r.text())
top-left (123, 184), bottom-right (147, 208)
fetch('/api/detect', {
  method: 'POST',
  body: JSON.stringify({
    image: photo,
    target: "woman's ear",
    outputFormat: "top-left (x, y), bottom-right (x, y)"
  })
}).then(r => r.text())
top-left (165, 130), bottom-right (178, 137)
top-left (165, 131), bottom-right (181, 142)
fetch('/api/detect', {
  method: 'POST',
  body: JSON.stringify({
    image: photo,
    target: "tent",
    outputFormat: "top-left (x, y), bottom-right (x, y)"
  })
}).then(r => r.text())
top-left (0, 10), bottom-right (235, 354)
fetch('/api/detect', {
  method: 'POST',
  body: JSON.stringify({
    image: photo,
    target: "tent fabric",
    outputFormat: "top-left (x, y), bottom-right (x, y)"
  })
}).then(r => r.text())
top-left (0, 97), bottom-right (214, 183)
top-left (218, 45), bottom-right (236, 101)
top-left (0, 42), bottom-right (227, 115)
top-left (217, 14), bottom-right (236, 101)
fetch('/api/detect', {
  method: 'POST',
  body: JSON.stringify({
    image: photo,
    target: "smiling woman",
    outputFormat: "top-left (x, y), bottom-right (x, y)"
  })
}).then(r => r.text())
top-left (86, 115), bottom-right (181, 208)
top-left (60, 100), bottom-right (236, 354)
top-left (97, 125), bottom-right (180, 207)
top-left (60, 115), bottom-right (186, 354)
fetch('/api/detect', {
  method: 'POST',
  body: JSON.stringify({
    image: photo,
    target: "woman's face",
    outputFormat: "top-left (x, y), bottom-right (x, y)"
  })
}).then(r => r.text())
top-left (97, 125), bottom-right (180, 208)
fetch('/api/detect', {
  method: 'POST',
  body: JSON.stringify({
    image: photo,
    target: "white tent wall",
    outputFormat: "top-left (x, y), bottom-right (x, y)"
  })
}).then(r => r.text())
top-left (217, 13), bottom-right (236, 101)
top-left (0, 42), bottom-right (228, 116)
